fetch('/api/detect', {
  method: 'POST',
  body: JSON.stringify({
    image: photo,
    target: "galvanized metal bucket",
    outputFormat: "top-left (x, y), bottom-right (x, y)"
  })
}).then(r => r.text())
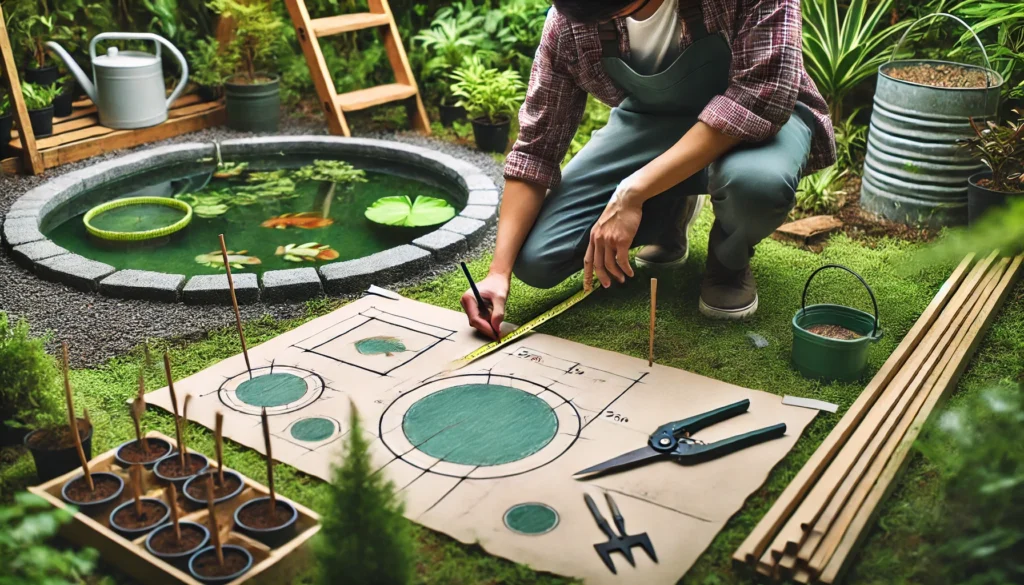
top-left (861, 13), bottom-right (1004, 227)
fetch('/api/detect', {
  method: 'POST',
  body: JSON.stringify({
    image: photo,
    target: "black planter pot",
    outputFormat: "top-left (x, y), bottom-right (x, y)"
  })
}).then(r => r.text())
top-left (968, 171), bottom-right (1024, 225)
top-left (471, 116), bottom-right (511, 153)
top-left (182, 470), bottom-right (246, 507)
top-left (28, 106), bottom-right (54, 138)
top-left (108, 498), bottom-right (171, 539)
top-left (233, 497), bottom-right (298, 547)
top-left (224, 74), bottom-right (280, 132)
top-left (197, 85), bottom-right (223, 102)
top-left (153, 452), bottom-right (210, 487)
top-left (438, 98), bottom-right (466, 127)
top-left (188, 544), bottom-right (253, 584)
top-left (0, 113), bottom-right (13, 160)
top-left (53, 78), bottom-right (77, 118)
top-left (146, 521), bottom-right (210, 569)
top-left (24, 65), bottom-right (58, 86)
top-left (24, 420), bottom-right (93, 482)
top-left (60, 471), bottom-right (125, 514)
top-left (114, 437), bottom-right (174, 469)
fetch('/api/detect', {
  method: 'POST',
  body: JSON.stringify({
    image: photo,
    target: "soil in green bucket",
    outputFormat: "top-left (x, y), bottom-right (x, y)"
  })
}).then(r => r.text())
top-left (90, 204), bottom-right (187, 233)
top-left (235, 373), bottom-right (307, 408)
top-left (504, 503), bottom-right (559, 535)
top-left (290, 417), bottom-right (335, 442)
top-left (806, 324), bottom-right (862, 340)
top-left (403, 384), bottom-right (557, 466)
top-left (354, 336), bottom-right (406, 356)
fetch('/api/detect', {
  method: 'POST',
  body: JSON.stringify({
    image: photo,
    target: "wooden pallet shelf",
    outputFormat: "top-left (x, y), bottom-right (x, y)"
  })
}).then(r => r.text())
top-left (1, 94), bottom-right (225, 175)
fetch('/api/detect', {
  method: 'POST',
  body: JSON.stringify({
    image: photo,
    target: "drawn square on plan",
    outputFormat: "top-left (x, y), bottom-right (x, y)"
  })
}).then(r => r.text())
top-left (293, 307), bottom-right (455, 376)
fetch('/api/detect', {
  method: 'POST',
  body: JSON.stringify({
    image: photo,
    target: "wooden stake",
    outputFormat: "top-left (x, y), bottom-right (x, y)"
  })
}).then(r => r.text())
top-left (166, 482), bottom-right (181, 543)
top-left (131, 369), bottom-right (150, 456)
top-left (219, 234), bottom-right (252, 378)
top-left (181, 394), bottom-right (192, 464)
top-left (261, 407), bottom-right (276, 513)
top-left (215, 412), bottom-right (225, 485)
top-left (61, 342), bottom-right (93, 491)
top-left (648, 278), bottom-right (657, 367)
top-left (205, 474), bottom-right (225, 566)
top-left (131, 464), bottom-right (144, 518)
top-left (164, 353), bottom-right (187, 467)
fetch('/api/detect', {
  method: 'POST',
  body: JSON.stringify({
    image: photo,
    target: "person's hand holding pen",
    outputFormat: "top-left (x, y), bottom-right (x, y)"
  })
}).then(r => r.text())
top-left (459, 262), bottom-right (504, 341)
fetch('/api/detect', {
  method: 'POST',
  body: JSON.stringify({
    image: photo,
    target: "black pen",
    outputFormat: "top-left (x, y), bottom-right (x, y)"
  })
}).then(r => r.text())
top-left (461, 262), bottom-right (501, 341)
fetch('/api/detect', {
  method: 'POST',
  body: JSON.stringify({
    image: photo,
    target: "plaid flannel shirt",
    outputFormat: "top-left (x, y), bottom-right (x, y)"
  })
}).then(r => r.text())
top-left (504, 0), bottom-right (837, 190)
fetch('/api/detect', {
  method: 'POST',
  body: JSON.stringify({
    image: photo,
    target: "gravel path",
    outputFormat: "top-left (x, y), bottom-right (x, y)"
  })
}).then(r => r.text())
top-left (0, 118), bottom-right (504, 368)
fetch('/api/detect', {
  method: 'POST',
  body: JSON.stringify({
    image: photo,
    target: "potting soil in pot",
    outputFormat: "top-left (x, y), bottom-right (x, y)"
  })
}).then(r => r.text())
top-left (886, 63), bottom-right (990, 88)
top-left (237, 500), bottom-right (292, 529)
top-left (186, 474), bottom-right (242, 501)
top-left (192, 548), bottom-right (250, 578)
top-left (806, 323), bottom-right (863, 340)
top-left (26, 420), bottom-right (90, 450)
top-left (158, 455), bottom-right (206, 478)
top-left (65, 474), bottom-right (121, 502)
top-left (150, 524), bottom-right (206, 554)
top-left (113, 501), bottom-right (166, 530)
top-left (118, 440), bottom-right (170, 463)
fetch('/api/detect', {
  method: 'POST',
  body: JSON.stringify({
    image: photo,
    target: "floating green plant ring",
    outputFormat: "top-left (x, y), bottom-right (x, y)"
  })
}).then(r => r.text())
top-left (83, 197), bottom-right (193, 242)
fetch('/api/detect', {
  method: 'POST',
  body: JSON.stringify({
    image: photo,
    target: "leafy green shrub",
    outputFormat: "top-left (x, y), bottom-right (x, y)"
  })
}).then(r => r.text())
top-left (450, 56), bottom-right (526, 123)
top-left (802, 0), bottom-right (911, 121)
top-left (834, 108), bottom-right (869, 171)
top-left (414, 3), bottom-right (496, 94)
top-left (960, 109), bottom-right (1024, 192)
top-left (21, 82), bottom-right (61, 110)
top-left (916, 385), bottom-right (1024, 585)
top-left (0, 312), bottom-right (65, 432)
top-left (207, 0), bottom-right (283, 83)
top-left (186, 38), bottom-right (233, 88)
top-left (795, 166), bottom-right (849, 214)
top-left (316, 403), bottom-right (413, 585)
top-left (951, 0), bottom-right (1024, 101)
top-left (1, 491), bottom-right (99, 583)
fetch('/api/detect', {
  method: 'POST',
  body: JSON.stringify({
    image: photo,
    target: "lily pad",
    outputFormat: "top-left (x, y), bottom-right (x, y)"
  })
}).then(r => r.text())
top-left (364, 195), bottom-right (456, 228)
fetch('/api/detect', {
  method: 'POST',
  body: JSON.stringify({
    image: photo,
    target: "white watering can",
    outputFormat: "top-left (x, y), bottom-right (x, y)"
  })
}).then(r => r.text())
top-left (46, 32), bottom-right (189, 129)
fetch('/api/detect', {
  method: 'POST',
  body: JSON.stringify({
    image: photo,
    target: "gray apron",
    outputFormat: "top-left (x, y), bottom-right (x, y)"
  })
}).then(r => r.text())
top-left (513, 2), bottom-right (814, 288)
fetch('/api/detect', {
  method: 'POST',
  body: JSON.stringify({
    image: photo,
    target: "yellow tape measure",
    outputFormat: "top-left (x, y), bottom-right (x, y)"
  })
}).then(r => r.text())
top-left (451, 286), bottom-right (598, 369)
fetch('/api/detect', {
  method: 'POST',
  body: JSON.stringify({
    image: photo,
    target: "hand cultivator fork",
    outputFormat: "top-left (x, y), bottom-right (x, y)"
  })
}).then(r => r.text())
top-left (584, 492), bottom-right (658, 574)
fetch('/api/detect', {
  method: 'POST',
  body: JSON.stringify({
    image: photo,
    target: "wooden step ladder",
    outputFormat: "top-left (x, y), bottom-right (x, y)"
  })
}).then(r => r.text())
top-left (284, 0), bottom-right (431, 137)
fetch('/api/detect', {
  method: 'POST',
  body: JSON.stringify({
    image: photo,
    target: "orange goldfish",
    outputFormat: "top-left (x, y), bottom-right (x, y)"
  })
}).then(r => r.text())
top-left (261, 212), bottom-right (334, 229)
top-left (275, 242), bottom-right (340, 262)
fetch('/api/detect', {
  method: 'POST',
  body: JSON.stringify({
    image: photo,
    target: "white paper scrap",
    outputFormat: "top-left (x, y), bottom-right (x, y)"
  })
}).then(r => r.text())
top-left (782, 395), bottom-right (839, 413)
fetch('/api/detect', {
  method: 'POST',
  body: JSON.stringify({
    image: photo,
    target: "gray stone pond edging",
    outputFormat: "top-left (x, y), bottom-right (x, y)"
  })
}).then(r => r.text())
top-left (2, 136), bottom-right (499, 304)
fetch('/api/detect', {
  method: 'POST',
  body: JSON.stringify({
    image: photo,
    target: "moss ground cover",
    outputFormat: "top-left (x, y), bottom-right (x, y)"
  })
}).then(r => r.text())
top-left (1, 209), bottom-right (1018, 584)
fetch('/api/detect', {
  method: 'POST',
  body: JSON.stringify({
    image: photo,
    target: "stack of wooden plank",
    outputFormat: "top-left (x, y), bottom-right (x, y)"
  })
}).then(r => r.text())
top-left (734, 252), bottom-right (1023, 584)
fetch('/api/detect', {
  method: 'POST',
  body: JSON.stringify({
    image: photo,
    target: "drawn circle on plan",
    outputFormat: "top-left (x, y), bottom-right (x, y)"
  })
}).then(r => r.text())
top-left (218, 366), bottom-right (324, 416)
top-left (290, 417), bottom-right (337, 442)
top-left (379, 374), bottom-right (581, 480)
top-left (503, 503), bottom-right (559, 536)
top-left (354, 336), bottom-right (407, 356)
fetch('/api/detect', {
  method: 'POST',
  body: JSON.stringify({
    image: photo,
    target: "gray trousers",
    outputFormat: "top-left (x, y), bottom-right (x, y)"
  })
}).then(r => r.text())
top-left (513, 104), bottom-right (816, 289)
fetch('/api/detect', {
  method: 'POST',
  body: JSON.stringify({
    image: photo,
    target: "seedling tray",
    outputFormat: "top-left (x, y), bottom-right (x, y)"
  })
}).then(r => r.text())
top-left (28, 432), bottom-right (320, 585)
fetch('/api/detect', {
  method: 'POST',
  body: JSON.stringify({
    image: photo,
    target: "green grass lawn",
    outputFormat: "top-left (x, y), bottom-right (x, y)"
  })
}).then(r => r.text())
top-left (2, 209), bottom-right (1019, 584)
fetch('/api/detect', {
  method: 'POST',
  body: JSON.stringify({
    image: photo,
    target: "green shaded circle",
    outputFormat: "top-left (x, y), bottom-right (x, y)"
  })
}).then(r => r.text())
top-left (504, 503), bottom-right (559, 535)
top-left (402, 384), bottom-right (557, 466)
top-left (290, 417), bottom-right (336, 442)
top-left (83, 196), bottom-right (193, 241)
top-left (235, 373), bottom-right (307, 408)
top-left (355, 336), bottom-right (406, 356)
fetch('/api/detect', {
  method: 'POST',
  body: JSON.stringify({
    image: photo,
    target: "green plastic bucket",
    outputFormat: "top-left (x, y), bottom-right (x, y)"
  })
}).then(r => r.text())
top-left (792, 265), bottom-right (883, 382)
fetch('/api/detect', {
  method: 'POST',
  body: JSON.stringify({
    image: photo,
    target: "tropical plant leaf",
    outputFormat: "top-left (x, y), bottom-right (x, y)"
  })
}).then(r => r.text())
top-left (364, 196), bottom-right (456, 227)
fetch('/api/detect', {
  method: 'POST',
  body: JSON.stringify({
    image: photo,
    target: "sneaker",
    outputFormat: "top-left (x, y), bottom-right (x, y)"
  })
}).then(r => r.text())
top-left (635, 195), bottom-right (705, 267)
top-left (699, 221), bottom-right (758, 319)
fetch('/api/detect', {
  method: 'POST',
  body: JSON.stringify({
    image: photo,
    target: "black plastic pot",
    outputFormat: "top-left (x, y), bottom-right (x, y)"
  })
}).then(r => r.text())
top-left (109, 498), bottom-right (170, 539)
top-left (968, 171), bottom-right (1024, 225)
top-left (60, 471), bottom-right (125, 514)
top-left (233, 497), bottom-right (298, 547)
top-left (471, 116), bottom-right (511, 153)
top-left (28, 106), bottom-right (54, 138)
top-left (153, 452), bottom-right (209, 487)
top-left (146, 521), bottom-right (210, 569)
top-left (0, 112), bottom-right (13, 159)
top-left (24, 64), bottom-right (58, 86)
top-left (188, 544), bottom-right (253, 584)
top-left (439, 98), bottom-right (466, 127)
top-left (53, 78), bottom-right (77, 118)
top-left (197, 85), bottom-right (223, 102)
top-left (114, 437), bottom-right (174, 470)
top-left (224, 73), bottom-right (280, 132)
top-left (182, 470), bottom-right (245, 507)
top-left (24, 420), bottom-right (93, 482)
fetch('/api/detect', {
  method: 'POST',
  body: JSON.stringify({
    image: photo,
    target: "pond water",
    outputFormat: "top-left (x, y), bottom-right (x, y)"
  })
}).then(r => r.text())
top-left (44, 157), bottom-right (461, 277)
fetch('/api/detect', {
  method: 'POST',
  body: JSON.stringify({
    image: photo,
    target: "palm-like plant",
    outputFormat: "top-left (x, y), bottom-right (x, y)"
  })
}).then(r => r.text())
top-left (795, 166), bottom-right (849, 214)
top-left (802, 0), bottom-right (911, 121)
